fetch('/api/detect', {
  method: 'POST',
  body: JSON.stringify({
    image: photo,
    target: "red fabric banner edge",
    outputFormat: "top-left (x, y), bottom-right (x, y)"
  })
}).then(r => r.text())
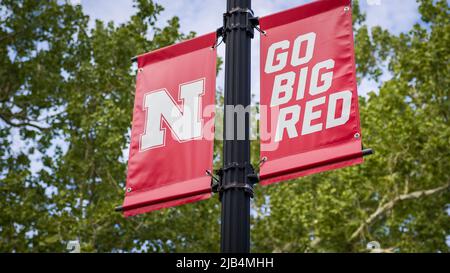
top-left (137, 32), bottom-right (216, 68)
top-left (124, 193), bottom-right (212, 217)
top-left (123, 176), bottom-right (212, 217)
top-left (261, 157), bottom-right (363, 186)
top-left (259, 0), bottom-right (351, 30)
top-left (260, 140), bottom-right (363, 186)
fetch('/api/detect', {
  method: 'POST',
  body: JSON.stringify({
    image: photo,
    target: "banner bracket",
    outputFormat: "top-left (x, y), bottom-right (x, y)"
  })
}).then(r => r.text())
top-left (215, 7), bottom-right (263, 45)
top-left (362, 148), bottom-right (374, 157)
top-left (212, 162), bottom-right (259, 199)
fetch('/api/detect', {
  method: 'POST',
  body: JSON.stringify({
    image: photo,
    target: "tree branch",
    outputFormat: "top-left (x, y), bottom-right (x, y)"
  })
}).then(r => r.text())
top-left (0, 113), bottom-right (48, 131)
top-left (350, 182), bottom-right (450, 241)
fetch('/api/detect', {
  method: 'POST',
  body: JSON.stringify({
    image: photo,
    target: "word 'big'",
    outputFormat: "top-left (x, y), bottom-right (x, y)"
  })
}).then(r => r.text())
top-left (264, 32), bottom-right (352, 142)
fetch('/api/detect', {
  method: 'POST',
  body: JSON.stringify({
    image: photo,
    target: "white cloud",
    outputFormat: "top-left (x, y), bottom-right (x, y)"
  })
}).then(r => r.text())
top-left (68, 0), bottom-right (82, 6)
top-left (81, 0), bottom-right (135, 27)
top-left (361, 0), bottom-right (420, 34)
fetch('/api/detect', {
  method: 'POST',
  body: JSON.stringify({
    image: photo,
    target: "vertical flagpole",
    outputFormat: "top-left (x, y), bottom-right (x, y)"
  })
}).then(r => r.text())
top-left (221, 0), bottom-right (254, 253)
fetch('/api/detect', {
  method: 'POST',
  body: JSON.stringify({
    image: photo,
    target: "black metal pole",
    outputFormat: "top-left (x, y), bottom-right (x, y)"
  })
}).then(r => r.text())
top-left (221, 0), bottom-right (253, 253)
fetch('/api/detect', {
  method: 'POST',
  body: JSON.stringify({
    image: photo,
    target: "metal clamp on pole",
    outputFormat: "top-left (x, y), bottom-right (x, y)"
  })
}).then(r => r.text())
top-left (211, 162), bottom-right (259, 199)
top-left (215, 6), bottom-right (265, 44)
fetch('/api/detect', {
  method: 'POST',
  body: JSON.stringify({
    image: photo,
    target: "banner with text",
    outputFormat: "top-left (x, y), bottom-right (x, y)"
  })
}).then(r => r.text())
top-left (122, 33), bottom-right (217, 216)
top-left (259, 0), bottom-right (364, 185)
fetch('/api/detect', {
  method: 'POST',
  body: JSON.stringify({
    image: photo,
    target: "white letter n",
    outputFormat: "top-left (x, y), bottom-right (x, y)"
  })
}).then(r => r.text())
top-left (140, 79), bottom-right (205, 151)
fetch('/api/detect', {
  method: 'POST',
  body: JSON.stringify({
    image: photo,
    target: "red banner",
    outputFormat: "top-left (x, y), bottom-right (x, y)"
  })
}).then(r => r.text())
top-left (122, 33), bottom-right (217, 217)
top-left (259, 0), bottom-right (363, 185)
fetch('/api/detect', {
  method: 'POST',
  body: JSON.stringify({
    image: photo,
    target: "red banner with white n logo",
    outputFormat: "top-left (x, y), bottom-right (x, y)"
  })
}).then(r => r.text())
top-left (122, 33), bottom-right (216, 217)
top-left (259, 0), bottom-right (363, 185)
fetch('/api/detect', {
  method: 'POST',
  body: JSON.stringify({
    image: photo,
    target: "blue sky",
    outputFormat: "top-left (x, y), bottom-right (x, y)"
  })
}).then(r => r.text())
top-left (75, 0), bottom-right (421, 97)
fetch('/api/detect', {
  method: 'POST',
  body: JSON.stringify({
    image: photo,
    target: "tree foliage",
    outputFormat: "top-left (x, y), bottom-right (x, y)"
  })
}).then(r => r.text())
top-left (0, 0), bottom-right (448, 252)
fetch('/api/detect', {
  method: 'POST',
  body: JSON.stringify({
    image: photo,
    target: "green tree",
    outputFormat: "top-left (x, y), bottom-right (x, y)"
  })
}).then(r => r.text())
top-left (0, 0), bottom-right (87, 251)
top-left (0, 0), bottom-right (448, 253)
top-left (0, 0), bottom-right (199, 252)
